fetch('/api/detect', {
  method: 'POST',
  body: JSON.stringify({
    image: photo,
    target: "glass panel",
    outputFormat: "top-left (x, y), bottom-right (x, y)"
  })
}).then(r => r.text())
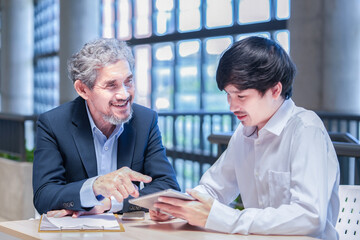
top-left (134, 0), bottom-right (152, 38)
top-left (275, 30), bottom-right (290, 53)
top-left (238, 0), bottom-right (270, 24)
top-left (176, 40), bottom-right (201, 110)
top-left (117, 0), bottom-right (132, 40)
top-left (205, 37), bottom-right (232, 56)
top-left (154, 0), bottom-right (175, 35)
top-left (102, 0), bottom-right (115, 38)
top-left (134, 45), bottom-right (151, 107)
top-left (276, 0), bottom-right (290, 20)
top-left (34, 0), bottom-right (60, 56)
top-left (236, 32), bottom-right (271, 41)
top-left (34, 56), bottom-right (59, 114)
top-left (178, 0), bottom-right (201, 32)
top-left (34, 0), bottom-right (60, 114)
top-left (206, 0), bottom-right (233, 29)
top-left (153, 43), bottom-right (174, 111)
top-left (203, 37), bottom-right (232, 111)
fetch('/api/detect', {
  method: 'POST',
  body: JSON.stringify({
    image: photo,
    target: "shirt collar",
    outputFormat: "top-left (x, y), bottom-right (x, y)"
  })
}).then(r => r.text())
top-left (260, 98), bottom-right (295, 136)
top-left (242, 98), bottom-right (295, 138)
top-left (85, 101), bottom-right (123, 139)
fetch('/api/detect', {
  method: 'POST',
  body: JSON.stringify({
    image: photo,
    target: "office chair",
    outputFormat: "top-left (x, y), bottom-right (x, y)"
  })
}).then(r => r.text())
top-left (336, 185), bottom-right (360, 239)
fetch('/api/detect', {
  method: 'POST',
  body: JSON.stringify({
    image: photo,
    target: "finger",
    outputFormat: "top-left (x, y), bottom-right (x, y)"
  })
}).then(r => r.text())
top-left (48, 209), bottom-right (73, 218)
top-left (128, 170), bottom-right (152, 183)
top-left (130, 184), bottom-right (140, 198)
top-left (186, 189), bottom-right (208, 203)
top-left (154, 203), bottom-right (184, 219)
top-left (154, 202), bottom-right (178, 212)
top-left (116, 185), bottom-right (130, 199)
top-left (46, 210), bottom-right (59, 217)
top-left (56, 209), bottom-right (73, 217)
top-left (121, 178), bottom-right (138, 197)
top-left (149, 210), bottom-right (161, 220)
top-left (72, 211), bottom-right (83, 218)
top-left (112, 190), bottom-right (124, 203)
top-left (149, 210), bottom-right (158, 217)
top-left (149, 210), bottom-right (172, 221)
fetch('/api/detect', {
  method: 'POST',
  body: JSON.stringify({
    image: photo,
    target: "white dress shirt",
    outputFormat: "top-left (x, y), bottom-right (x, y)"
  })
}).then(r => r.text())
top-left (195, 99), bottom-right (340, 239)
top-left (79, 102), bottom-right (124, 212)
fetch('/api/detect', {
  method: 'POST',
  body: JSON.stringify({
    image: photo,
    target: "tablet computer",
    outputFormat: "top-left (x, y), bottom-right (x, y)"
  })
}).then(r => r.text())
top-left (128, 189), bottom-right (195, 211)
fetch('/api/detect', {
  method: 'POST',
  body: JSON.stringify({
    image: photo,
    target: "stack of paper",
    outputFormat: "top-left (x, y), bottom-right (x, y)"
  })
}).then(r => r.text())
top-left (38, 213), bottom-right (124, 232)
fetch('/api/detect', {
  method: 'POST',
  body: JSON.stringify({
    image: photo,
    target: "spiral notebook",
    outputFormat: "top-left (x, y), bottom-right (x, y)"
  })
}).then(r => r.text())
top-left (38, 213), bottom-right (124, 232)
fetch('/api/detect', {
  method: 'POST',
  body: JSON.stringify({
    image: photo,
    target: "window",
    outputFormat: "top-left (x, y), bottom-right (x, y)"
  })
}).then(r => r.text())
top-left (101, 0), bottom-right (291, 189)
top-left (101, 0), bottom-right (291, 112)
top-left (34, 0), bottom-right (60, 114)
top-left (176, 40), bottom-right (201, 111)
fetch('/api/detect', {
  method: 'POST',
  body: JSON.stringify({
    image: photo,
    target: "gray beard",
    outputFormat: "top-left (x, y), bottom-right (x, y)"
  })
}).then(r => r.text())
top-left (102, 107), bottom-right (133, 125)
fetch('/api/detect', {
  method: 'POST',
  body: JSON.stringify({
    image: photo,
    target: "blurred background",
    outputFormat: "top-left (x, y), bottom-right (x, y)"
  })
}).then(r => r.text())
top-left (0, 0), bottom-right (359, 220)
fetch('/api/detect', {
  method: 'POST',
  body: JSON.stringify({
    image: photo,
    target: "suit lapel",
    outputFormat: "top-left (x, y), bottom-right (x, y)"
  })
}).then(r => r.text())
top-left (71, 97), bottom-right (98, 178)
top-left (117, 122), bottom-right (136, 169)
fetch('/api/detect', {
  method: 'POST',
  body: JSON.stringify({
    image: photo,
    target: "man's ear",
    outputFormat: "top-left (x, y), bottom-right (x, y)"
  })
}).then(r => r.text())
top-left (74, 80), bottom-right (90, 100)
top-left (272, 82), bottom-right (282, 99)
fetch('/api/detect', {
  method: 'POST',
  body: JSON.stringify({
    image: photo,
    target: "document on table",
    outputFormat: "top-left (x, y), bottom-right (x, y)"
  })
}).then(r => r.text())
top-left (38, 213), bottom-right (124, 232)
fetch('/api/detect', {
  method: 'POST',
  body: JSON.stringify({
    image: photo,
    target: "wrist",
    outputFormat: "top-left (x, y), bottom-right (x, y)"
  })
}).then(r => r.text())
top-left (108, 197), bottom-right (112, 211)
top-left (102, 197), bottom-right (112, 213)
top-left (92, 175), bottom-right (103, 197)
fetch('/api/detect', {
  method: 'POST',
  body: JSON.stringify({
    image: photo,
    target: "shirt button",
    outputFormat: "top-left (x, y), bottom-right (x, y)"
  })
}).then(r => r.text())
top-left (104, 146), bottom-right (109, 151)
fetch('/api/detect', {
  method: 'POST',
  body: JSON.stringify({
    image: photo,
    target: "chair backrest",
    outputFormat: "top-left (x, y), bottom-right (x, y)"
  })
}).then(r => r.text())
top-left (336, 185), bottom-right (360, 239)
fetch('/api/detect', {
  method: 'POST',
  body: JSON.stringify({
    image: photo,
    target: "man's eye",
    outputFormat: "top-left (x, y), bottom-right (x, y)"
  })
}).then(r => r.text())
top-left (107, 83), bottom-right (116, 88)
top-left (238, 95), bottom-right (244, 99)
top-left (125, 79), bottom-right (134, 86)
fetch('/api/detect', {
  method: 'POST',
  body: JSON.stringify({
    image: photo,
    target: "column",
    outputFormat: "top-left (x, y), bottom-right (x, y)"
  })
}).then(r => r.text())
top-left (288, 0), bottom-right (324, 110)
top-left (0, 0), bottom-right (33, 114)
top-left (59, 0), bottom-right (100, 104)
top-left (289, 0), bottom-right (360, 114)
top-left (322, 0), bottom-right (360, 114)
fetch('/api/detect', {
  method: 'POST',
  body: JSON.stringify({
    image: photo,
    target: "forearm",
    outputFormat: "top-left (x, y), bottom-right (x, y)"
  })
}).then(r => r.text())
top-left (206, 200), bottom-right (322, 236)
top-left (33, 180), bottom-right (86, 214)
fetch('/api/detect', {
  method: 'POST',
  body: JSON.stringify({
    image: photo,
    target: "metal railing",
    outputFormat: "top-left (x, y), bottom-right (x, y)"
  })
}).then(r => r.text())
top-left (0, 113), bottom-right (37, 162)
top-left (329, 132), bottom-right (360, 185)
top-left (157, 111), bottom-right (237, 190)
top-left (317, 111), bottom-right (360, 140)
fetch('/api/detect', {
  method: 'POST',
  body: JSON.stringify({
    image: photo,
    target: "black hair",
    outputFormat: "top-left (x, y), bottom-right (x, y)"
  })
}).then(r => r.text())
top-left (216, 36), bottom-right (296, 99)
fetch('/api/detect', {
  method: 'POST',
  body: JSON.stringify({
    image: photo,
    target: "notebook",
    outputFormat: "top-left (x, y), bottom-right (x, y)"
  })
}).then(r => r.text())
top-left (38, 213), bottom-right (124, 232)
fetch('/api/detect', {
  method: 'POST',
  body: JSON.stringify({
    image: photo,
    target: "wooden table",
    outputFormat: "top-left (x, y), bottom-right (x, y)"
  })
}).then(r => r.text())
top-left (0, 214), bottom-right (317, 240)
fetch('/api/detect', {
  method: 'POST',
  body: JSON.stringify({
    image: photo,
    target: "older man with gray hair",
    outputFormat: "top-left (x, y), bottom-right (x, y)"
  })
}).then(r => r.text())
top-left (33, 38), bottom-right (180, 217)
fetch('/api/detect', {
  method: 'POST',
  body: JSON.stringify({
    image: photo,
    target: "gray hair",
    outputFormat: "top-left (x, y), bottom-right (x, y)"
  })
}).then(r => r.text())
top-left (68, 38), bottom-right (135, 89)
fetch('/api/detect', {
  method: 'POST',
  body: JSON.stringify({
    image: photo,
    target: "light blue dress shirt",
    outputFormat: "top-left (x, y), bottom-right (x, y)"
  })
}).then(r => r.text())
top-left (79, 102), bottom-right (124, 212)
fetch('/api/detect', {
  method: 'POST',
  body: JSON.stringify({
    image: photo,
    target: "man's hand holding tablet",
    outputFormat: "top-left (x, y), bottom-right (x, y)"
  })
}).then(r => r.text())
top-left (130, 189), bottom-right (214, 226)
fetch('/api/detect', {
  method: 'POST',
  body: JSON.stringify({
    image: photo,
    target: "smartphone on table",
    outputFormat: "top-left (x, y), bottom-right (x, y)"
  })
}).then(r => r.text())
top-left (122, 211), bottom-right (146, 221)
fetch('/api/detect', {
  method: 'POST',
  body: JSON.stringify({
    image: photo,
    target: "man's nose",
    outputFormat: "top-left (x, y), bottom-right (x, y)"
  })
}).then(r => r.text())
top-left (228, 98), bottom-right (237, 113)
top-left (115, 84), bottom-right (130, 99)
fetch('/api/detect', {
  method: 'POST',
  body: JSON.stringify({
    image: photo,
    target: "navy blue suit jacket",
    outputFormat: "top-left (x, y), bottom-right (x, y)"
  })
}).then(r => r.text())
top-left (33, 97), bottom-right (179, 214)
